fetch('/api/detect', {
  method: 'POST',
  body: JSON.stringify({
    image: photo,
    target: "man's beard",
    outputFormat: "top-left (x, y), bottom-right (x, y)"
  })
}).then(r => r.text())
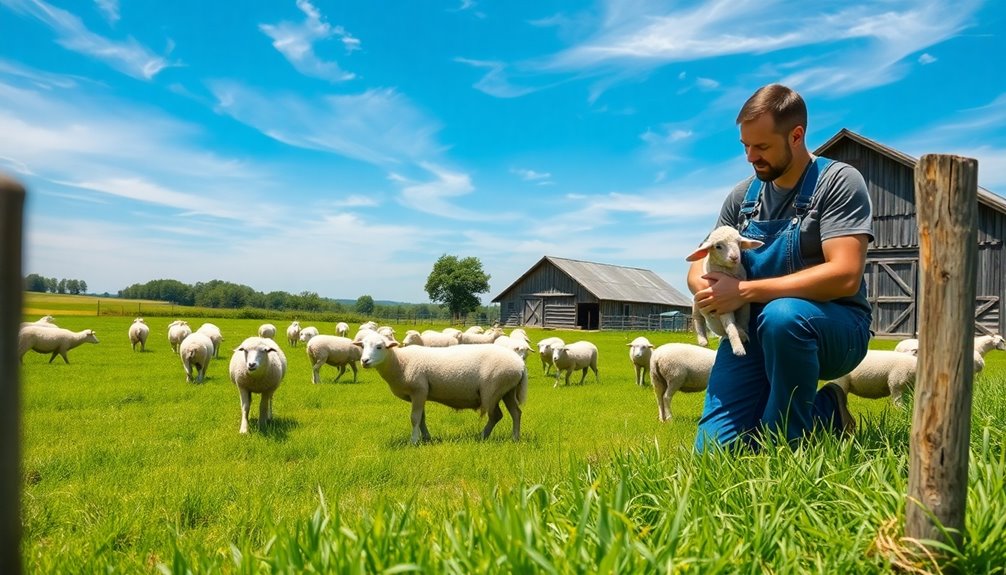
top-left (753, 146), bottom-right (792, 182)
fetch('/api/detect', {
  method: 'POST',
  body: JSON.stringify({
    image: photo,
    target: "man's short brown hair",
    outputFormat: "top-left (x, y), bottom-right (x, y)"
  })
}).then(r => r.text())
top-left (736, 84), bottom-right (807, 135)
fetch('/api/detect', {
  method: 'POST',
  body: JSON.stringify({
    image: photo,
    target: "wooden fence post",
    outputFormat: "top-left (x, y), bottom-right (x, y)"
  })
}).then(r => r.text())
top-left (0, 174), bottom-right (25, 575)
top-left (906, 154), bottom-right (978, 554)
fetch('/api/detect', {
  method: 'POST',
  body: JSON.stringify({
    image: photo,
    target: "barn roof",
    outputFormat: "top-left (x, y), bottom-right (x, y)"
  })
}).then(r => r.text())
top-left (816, 128), bottom-right (1006, 214)
top-left (492, 256), bottom-right (693, 306)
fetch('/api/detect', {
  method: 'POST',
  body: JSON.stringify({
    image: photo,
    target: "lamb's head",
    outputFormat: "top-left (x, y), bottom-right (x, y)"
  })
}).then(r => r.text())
top-left (235, 337), bottom-right (279, 372)
top-left (552, 346), bottom-right (570, 363)
top-left (133, 317), bottom-right (146, 324)
top-left (38, 315), bottom-right (56, 323)
top-left (84, 330), bottom-right (100, 344)
top-left (686, 226), bottom-right (764, 269)
top-left (355, 333), bottom-right (398, 368)
top-left (401, 331), bottom-right (423, 347)
top-left (290, 321), bottom-right (300, 328)
top-left (993, 334), bottom-right (1006, 351)
top-left (627, 337), bottom-right (653, 361)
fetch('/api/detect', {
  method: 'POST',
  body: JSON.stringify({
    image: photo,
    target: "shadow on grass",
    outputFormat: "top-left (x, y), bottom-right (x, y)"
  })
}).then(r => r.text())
top-left (253, 416), bottom-right (300, 441)
top-left (382, 425), bottom-right (530, 449)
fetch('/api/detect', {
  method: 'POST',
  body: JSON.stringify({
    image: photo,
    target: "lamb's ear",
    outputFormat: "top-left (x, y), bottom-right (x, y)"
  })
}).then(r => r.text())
top-left (739, 238), bottom-right (764, 250)
top-left (352, 340), bottom-right (364, 348)
top-left (685, 243), bottom-right (711, 262)
top-left (387, 340), bottom-right (399, 349)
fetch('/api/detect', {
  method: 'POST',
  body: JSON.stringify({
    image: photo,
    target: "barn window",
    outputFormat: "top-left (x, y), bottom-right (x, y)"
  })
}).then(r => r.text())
top-left (623, 304), bottom-right (631, 316)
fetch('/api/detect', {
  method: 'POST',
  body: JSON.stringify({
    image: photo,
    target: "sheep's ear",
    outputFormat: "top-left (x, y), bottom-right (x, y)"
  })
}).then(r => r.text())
top-left (352, 340), bottom-right (363, 348)
top-left (387, 340), bottom-right (399, 349)
top-left (685, 243), bottom-right (711, 262)
top-left (739, 238), bottom-right (764, 250)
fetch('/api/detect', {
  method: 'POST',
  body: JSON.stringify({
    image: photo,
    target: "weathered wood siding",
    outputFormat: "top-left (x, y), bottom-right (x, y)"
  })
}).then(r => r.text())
top-left (825, 137), bottom-right (1006, 336)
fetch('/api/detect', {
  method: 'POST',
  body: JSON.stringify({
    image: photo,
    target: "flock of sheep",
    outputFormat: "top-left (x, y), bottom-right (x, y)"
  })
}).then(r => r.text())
top-left (16, 313), bottom-right (1006, 442)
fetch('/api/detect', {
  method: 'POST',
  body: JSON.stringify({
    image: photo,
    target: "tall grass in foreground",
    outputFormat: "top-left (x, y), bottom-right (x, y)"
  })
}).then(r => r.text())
top-left (20, 312), bottom-right (1006, 573)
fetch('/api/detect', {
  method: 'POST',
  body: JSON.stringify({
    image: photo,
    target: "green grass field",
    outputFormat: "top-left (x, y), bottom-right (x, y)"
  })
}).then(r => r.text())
top-left (19, 296), bottom-right (1006, 573)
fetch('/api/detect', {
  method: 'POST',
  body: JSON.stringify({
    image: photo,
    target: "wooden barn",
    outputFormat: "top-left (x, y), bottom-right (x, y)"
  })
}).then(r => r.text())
top-left (817, 129), bottom-right (1006, 337)
top-left (492, 256), bottom-right (692, 330)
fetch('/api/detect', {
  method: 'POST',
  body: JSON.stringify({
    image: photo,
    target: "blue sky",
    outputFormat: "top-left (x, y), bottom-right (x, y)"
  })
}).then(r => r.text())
top-left (2, 0), bottom-right (1004, 304)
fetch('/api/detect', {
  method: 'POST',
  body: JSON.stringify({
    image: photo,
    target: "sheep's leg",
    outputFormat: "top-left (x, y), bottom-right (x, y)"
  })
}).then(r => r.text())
top-left (260, 390), bottom-right (273, 427)
top-left (502, 388), bottom-right (522, 441)
top-left (418, 409), bottom-right (430, 442)
top-left (334, 364), bottom-right (346, 383)
top-left (48, 351), bottom-right (58, 363)
top-left (653, 375), bottom-right (670, 421)
top-left (592, 365), bottom-right (600, 384)
top-left (196, 362), bottom-right (206, 383)
top-left (409, 393), bottom-right (428, 444)
top-left (694, 304), bottom-right (709, 347)
top-left (482, 403), bottom-right (504, 440)
top-left (578, 367), bottom-right (588, 385)
top-left (720, 312), bottom-right (747, 357)
top-left (239, 387), bottom-right (252, 434)
top-left (565, 370), bottom-right (572, 387)
top-left (554, 370), bottom-right (562, 388)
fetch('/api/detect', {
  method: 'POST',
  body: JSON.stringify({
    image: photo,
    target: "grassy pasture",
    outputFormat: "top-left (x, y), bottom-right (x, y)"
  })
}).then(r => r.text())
top-left (19, 300), bottom-right (1006, 573)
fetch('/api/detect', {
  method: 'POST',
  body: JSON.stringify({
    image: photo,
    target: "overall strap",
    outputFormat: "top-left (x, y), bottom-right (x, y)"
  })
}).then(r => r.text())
top-left (738, 177), bottom-right (762, 228)
top-left (793, 157), bottom-right (834, 216)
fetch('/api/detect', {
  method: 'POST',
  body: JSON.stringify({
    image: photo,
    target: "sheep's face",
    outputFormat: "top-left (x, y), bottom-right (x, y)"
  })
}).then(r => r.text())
top-left (357, 335), bottom-right (398, 368)
top-left (84, 330), bottom-right (100, 344)
top-left (552, 347), bottom-right (568, 363)
top-left (239, 344), bottom-right (276, 372)
top-left (994, 335), bottom-right (1006, 351)
top-left (628, 344), bottom-right (652, 361)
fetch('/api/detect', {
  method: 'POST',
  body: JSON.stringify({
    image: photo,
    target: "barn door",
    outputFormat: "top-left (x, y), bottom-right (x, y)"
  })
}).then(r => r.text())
top-left (867, 258), bottom-right (917, 337)
top-left (974, 296), bottom-right (1001, 335)
top-left (523, 298), bottom-right (543, 327)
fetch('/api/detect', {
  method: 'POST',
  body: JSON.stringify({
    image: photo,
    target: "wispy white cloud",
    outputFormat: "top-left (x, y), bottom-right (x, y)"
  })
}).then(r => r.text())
top-left (454, 58), bottom-right (540, 98)
top-left (511, 168), bottom-right (553, 185)
top-left (395, 163), bottom-right (505, 221)
top-left (918, 53), bottom-right (937, 65)
top-left (210, 81), bottom-right (443, 167)
top-left (0, 59), bottom-right (80, 90)
top-left (94, 0), bottom-right (119, 24)
top-left (0, 0), bottom-right (174, 80)
top-left (259, 0), bottom-right (358, 82)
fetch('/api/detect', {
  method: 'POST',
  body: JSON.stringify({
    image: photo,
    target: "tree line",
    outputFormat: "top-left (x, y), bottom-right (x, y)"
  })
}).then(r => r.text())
top-left (26, 254), bottom-right (497, 322)
top-left (24, 274), bottom-right (88, 295)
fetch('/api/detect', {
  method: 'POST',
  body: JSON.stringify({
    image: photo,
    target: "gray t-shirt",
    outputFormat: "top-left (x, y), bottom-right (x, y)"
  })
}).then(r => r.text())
top-left (716, 159), bottom-right (874, 267)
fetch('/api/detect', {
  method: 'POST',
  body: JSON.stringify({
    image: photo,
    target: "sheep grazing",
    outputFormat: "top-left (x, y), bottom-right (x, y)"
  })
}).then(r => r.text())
top-left (649, 343), bottom-right (716, 421)
top-left (229, 336), bottom-right (287, 434)
top-left (458, 327), bottom-right (504, 345)
top-left (196, 323), bottom-right (224, 357)
top-left (298, 326), bottom-right (320, 344)
top-left (627, 336), bottom-right (654, 386)
top-left (307, 335), bottom-right (363, 384)
top-left (354, 332), bottom-right (528, 444)
top-left (493, 335), bottom-right (532, 360)
top-left (552, 341), bottom-right (599, 387)
top-left (18, 326), bottom-right (100, 364)
top-left (285, 321), bottom-right (302, 347)
top-left (686, 225), bottom-right (764, 356)
top-left (829, 350), bottom-right (918, 407)
top-left (258, 323), bottom-right (277, 339)
top-left (335, 322), bottom-right (350, 337)
top-left (167, 321), bottom-right (192, 354)
top-left (179, 332), bottom-right (215, 383)
top-left (536, 337), bottom-right (565, 375)
top-left (418, 330), bottom-right (458, 347)
top-left (894, 334), bottom-right (1004, 375)
top-left (128, 318), bottom-right (150, 352)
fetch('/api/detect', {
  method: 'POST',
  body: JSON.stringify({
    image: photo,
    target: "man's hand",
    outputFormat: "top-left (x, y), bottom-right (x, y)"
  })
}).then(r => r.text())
top-left (694, 272), bottom-right (746, 315)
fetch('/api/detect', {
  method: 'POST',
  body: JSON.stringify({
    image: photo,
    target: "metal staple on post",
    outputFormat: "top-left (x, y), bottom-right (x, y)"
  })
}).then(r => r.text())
top-left (0, 174), bottom-right (25, 575)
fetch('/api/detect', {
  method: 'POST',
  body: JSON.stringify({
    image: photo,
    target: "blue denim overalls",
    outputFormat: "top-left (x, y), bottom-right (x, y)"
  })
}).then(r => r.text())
top-left (694, 158), bottom-right (872, 451)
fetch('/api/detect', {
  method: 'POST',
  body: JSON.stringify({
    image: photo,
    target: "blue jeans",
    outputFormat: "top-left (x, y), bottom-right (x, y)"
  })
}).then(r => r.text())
top-left (694, 297), bottom-right (871, 451)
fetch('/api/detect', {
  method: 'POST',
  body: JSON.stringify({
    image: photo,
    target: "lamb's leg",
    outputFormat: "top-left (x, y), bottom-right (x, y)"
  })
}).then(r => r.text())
top-left (334, 364), bottom-right (346, 383)
top-left (719, 312), bottom-right (747, 357)
top-left (239, 387), bottom-right (252, 434)
top-left (693, 304), bottom-right (709, 347)
top-left (578, 367), bottom-right (588, 385)
top-left (419, 409), bottom-right (430, 441)
top-left (482, 403), bottom-right (504, 439)
top-left (312, 360), bottom-right (323, 384)
top-left (260, 390), bottom-right (273, 427)
top-left (592, 364), bottom-right (599, 384)
top-left (48, 351), bottom-right (58, 363)
top-left (502, 388), bottom-right (522, 441)
top-left (652, 371), bottom-right (669, 421)
top-left (349, 361), bottom-right (358, 383)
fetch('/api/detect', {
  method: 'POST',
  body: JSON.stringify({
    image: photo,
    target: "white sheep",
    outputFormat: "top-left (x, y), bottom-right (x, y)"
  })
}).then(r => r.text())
top-left (128, 318), bottom-right (149, 352)
top-left (377, 326), bottom-right (397, 340)
top-left (20, 315), bottom-right (58, 329)
top-left (401, 330), bottom-right (424, 346)
top-left (894, 334), bottom-right (1004, 375)
top-left (17, 326), bottom-right (99, 363)
top-left (536, 337), bottom-right (565, 375)
top-left (179, 332), bottom-right (214, 383)
top-left (335, 322), bottom-right (350, 337)
top-left (458, 327), bottom-right (504, 345)
top-left (627, 336), bottom-right (654, 387)
top-left (493, 335), bottom-right (532, 360)
top-left (830, 350), bottom-right (918, 407)
top-left (258, 323), bottom-right (277, 339)
top-left (286, 321), bottom-right (302, 347)
top-left (552, 341), bottom-right (599, 387)
top-left (298, 326), bottom-right (320, 343)
top-left (196, 323), bottom-right (223, 357)
top-left (509, 328), bottom-right (531, 343)
top-left (686, 225), bottom-right (764, 356)
top-left (360, 321), bottom-right (378, 332)
top-left (442, 327), bottom-right (462, 339)
top-left (229, 336), bottom-right (287, 434)
top-left (167, 321), bottom-right (192, 354)
top-left (649, 343), bottom-right (716, 421)
top-left (354, 332), bottom-right (527, 444)
top-left (416, 330), bottom-right (458, 347)
top-left (307, 335), bottom-right (363, 384)
top-left (464, 325), bottom-right (485, 335)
